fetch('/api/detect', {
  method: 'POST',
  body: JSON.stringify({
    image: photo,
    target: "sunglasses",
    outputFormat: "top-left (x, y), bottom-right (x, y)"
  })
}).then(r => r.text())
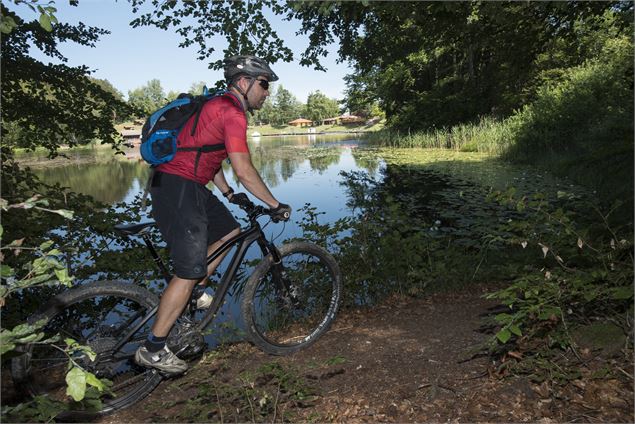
top-left (255, 79), bottom-right (270, 90)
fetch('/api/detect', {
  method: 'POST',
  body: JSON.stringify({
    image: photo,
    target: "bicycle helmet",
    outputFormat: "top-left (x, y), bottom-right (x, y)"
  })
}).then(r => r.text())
top-left (224, 55), bottom-right (279, 82)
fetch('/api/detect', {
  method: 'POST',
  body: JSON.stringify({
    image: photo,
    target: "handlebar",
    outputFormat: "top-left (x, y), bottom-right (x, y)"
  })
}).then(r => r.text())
top-left (238, 199), bottom-right (289, 223)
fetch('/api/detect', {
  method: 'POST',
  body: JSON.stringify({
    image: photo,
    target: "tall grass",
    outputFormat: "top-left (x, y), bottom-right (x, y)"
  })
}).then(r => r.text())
top-left (366, 116), bottom-right (513, 155)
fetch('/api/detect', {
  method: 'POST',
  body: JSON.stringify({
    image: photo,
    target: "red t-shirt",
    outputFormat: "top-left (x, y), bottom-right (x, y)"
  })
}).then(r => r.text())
top-left (157, 92), bottom-right (249, 185)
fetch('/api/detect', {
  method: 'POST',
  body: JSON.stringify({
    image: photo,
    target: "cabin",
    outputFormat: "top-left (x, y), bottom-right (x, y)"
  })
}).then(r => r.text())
top-left (339, 114), bottom-right (364, 124)
top-left (288, 118), bottom-right (313, 127)
top-left (322, 117), bottom-right (340, 125)
top-left (121, 129), bottom-right (142, 146)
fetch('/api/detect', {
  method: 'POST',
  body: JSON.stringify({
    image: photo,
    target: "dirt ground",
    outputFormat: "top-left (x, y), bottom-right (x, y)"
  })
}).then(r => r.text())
top-left (102, 285), bottom-right (633, 423)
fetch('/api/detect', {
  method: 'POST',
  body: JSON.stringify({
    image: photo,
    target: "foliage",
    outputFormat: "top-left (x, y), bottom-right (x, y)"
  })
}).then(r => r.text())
top-left (127, 78), bottom-right (167, 117)
top-left (483, 188), bottom-right (633, 380)
top-left (295, 161), bottom-right (553, 306)
top-left (304, 90), bottom-right (340, 123)
top-left (0, 155), bottom-right (165, 332)
top-left (129, 0), bottom-right (293, 74)
top-left (188, 80), bottom-right (208, 96)
top-left (501, 31), bottom-right (634, 214)
top-left (0, 197), bottom-right (113, 422)
top-left (289, 1), bottom-right (631, 130)
top-left (1, 1), bottom-right (133, 155)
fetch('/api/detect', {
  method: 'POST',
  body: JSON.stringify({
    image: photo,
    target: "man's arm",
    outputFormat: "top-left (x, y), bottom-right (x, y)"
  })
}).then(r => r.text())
top-left (212, 167), bottom-right (233, 196)
top-left (227, 151), bottom-right (279, 208)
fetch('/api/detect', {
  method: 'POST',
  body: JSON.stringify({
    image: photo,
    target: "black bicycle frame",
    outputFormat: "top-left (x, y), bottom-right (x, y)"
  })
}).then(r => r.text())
top-left (113, 214), bottom-right (282, 354)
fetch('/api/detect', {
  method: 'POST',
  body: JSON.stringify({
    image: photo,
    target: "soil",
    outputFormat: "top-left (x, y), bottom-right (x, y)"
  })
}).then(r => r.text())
top-left (97, 285), bottom-right (633, 423)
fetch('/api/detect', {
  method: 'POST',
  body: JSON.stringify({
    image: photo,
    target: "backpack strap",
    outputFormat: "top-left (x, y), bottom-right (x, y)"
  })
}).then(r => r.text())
top-left (177, 143), bottom-right (226, 175)
top-left (189, 101), bottom-right (205, 136)
top-left (140, 167), bottom-right (156, 211)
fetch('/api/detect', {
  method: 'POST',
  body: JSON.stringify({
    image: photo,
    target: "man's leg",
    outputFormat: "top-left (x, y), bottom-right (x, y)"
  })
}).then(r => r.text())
top-left (205, 227), bottom-right (241, 277)
top-left (194, 228), bottom-right (241, 309)
top-left (152, 276), bottom-right (198, 337)
top-left (135, 276), bottom-right (194, 374)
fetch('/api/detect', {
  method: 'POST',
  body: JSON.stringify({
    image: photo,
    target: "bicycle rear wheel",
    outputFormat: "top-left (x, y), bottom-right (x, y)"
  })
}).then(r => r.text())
top-left (241, 241), bottom-right (342, 355)
top-left (11, 280), bottom-right (163, 419)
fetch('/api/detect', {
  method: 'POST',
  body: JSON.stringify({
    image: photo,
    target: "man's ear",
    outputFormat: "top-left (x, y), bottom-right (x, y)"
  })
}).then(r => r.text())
top-left (234, 76), bottom-right (250, 92)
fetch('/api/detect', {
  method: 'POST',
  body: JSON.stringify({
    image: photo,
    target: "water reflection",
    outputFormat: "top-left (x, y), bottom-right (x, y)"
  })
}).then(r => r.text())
top-left (31, 158), bottom-right (150, 205)
top-left (27, 134), bottom-right (376, 209)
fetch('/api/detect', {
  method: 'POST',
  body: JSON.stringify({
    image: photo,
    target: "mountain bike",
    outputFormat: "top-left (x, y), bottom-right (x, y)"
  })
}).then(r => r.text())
top-left (11, 201), bottom-right (342, 419)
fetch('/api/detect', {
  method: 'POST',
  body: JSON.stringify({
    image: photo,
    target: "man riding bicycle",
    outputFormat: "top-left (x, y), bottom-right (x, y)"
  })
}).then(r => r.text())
top-left (135, 55), bottom-right (291, 375)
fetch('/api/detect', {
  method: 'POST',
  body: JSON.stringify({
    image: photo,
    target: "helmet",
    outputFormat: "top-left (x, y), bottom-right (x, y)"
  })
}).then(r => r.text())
top-left (223, 55), bottom-right (279, 82)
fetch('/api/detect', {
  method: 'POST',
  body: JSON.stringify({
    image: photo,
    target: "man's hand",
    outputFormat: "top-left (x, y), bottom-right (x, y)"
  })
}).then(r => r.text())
top-left (229, 192), bottom-right (252, 208)
top-left (270, 203), bottom-right (291, 222)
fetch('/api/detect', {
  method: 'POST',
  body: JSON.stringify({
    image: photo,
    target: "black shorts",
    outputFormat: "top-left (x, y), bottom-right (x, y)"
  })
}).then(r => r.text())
top-left (150, 172), bottom-right (239, 280)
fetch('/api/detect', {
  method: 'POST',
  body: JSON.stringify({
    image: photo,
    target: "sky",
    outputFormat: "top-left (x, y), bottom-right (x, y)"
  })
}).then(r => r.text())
top-left (17, 0), bottom-right (353, 102)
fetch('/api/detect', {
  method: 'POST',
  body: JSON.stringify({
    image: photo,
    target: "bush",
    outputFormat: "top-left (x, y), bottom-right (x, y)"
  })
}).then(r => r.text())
top-left (502, 36), bottom-right (634, 211)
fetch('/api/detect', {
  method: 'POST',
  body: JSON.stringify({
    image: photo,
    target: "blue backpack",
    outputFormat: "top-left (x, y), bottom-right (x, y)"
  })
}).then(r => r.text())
top-left (140, 87), bottom-right (227, 170)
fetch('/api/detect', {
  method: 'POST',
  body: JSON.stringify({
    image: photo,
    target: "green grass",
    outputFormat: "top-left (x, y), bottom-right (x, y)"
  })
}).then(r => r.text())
top-left (366, 116), bottom-right (510, 154)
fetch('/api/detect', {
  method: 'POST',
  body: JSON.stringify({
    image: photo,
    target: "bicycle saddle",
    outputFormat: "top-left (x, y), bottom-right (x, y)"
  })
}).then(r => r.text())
top-left (114, 221), bottom-right (157, 236)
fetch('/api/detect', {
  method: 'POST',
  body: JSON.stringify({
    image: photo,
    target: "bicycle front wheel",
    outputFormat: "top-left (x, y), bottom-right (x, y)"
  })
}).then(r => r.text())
top-left (11, 280), bottom-right (163, 420)
top-left (241, 241), bottom-right (342, 355)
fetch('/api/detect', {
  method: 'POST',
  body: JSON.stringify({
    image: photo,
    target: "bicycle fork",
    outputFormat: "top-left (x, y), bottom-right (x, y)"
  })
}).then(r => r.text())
top-left (263, 242), bottom-right (301, 309)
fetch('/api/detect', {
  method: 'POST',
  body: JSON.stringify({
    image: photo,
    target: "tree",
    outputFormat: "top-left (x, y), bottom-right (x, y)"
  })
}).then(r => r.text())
top-left (288, 1), bottom-right (632, 129)
top-left (129, 0), bottom-right (293, 72)
top-left (127, 79), bottom-right (166, 116)
top-left (251, 97), bottom-right (275, 126)
top-left (0, 2), bottom-right (133, 155)
top-left (272, 85), bottom-right (303, 126)
top-left (188, 81), bottom-right (208, 95)
top-left (304, 90), bottom-right (339, 124)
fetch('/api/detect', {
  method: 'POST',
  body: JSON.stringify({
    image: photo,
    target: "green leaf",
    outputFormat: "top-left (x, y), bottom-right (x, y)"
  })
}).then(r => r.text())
top-left (54, 268), bottom-right (74, 286)
top-left (0, 224), bottom-right (3, 238)
top-left (51, 209), bottom-right (74, 219)
top-left (39, 13), bottom-right (53, 32)
top-left (65, 367), bottom-right (87, 401)
top-left (85, 372), bottom-right (105, 391)
top-left (494, 313), bottom-right (513, 324)
top-left (509, 324), bottom-right (522, 337)
top-left (609, 286), bottom-right (633, 300)
top-left (0, 16), bottom-right (17, 34)
top-left (39, 240), bottom-right (54, 250)
top-left (0, 264), bottom-right (14, 277)
top-left (0, 339), bottom-right (16, 355)
top-left (496, 328), bottom-right (511, 343)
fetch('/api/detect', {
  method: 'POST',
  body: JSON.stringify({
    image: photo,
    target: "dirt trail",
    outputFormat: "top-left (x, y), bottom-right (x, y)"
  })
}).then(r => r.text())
top-left (104, 285), bottom-right (633, 423)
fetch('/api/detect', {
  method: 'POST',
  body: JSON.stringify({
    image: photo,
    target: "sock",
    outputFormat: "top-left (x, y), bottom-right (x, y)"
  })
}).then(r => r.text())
top-left (144, 333), bottom-right (167, 353)
top-left (192, 285), bottom-right (205, 300)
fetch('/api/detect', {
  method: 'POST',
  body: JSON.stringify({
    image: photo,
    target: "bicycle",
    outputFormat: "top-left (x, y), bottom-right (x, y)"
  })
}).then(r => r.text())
top-left (11, 200), bottom-right (342, 419)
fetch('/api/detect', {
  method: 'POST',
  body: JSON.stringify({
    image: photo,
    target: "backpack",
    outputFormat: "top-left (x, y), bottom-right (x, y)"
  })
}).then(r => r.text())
top-left (140, 87), bottom-right (227, 171)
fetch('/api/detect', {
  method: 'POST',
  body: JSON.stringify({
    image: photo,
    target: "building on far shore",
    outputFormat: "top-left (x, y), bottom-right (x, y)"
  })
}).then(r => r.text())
top-left (121, 129), bottom-right (142, 146)
top-left (322, 117), bottom-right (339, 125)
top-left (339, 114), bottom-right (364, 124)
top-left (288, 118), bottom-right (313, 127)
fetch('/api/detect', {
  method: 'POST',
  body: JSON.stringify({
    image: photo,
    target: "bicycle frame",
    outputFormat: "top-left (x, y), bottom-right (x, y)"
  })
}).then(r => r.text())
top-left (113, 212), bottom-right (282, 354)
